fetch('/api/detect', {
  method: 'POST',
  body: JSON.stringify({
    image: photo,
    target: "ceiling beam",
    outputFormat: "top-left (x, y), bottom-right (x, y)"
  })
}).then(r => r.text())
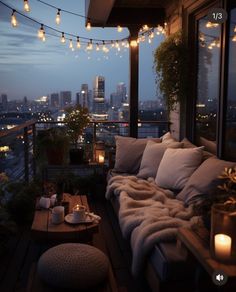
top-left (85, 0), bottom-right (115, 26)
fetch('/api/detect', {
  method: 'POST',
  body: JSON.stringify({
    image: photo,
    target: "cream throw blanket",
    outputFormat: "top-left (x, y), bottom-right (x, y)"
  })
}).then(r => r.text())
top-left (106, 175), bottom-right (199, 276)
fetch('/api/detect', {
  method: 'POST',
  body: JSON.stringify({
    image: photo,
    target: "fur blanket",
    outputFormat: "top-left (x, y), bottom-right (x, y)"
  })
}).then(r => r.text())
top-left (106, 175), bottom-right (199, 276)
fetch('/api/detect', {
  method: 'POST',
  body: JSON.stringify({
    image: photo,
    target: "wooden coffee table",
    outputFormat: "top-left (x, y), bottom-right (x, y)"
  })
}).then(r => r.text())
top-left (31, 194), bottom-right (99, 242)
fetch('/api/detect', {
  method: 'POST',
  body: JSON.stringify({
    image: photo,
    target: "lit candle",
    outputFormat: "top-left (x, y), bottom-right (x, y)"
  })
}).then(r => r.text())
top-left (98, 155), bottom-right (104, 164)
top-left (214, 234), bottom-right (232, 260)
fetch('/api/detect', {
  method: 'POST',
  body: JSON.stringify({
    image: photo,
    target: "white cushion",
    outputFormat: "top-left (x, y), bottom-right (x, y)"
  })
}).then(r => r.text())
top-left (161, 132), bottom-right (177, 145)
top-left (155, 147), bottom-right (203, 190)
top-left (137, 140), bottom-right (183, 179)
top-left (114, 136), bottom-right (161, 174)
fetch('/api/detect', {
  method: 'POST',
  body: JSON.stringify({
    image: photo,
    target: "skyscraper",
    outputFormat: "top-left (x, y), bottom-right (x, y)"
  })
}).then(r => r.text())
top-left (60, 91), bottom-right (72, 108)
top-left (93, 76), bottom-right (105, 114)
top-left (0, 94), bottom-right (8, 111)
top-left (51, 93), bottom-right (60, 108)
top-left (116, 82), bottom-right (127, 103)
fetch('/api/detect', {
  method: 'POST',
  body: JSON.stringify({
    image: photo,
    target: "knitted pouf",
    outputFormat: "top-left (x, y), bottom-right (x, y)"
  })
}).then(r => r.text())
top-left (37, 243), bottom-right (109, 290)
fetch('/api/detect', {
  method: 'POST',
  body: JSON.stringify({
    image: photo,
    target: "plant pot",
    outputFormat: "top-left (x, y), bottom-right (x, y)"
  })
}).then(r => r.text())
top-left (69, 148), bottom-right (84, 165)
top-left (210, 203), bottom-right (236, 264)
top-left (46, 148), bottom-right (65, 165)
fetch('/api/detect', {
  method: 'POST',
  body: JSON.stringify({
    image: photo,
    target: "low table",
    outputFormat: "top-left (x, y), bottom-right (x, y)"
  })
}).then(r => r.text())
top-left (31, 194), bottom-right (99, 242)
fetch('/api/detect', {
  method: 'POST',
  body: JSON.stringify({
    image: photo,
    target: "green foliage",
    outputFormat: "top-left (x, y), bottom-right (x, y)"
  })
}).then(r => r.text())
top-left (64, 105), bottom-right (90, 147)
top-left (154, 30), bottom-right (188, 112)
top-left (6, 180), bottom-right (41, 224)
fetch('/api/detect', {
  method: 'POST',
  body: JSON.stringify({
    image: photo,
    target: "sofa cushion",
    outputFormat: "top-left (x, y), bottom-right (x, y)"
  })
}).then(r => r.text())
top-left (161, 132), bottom-right (177, 145)
top-left (113, 136), bottom-right (161, 174)
top-left (137, 140), bottom-right (183, 179)
top-left (181, 138), bottom-right (214, 161)
top-left (176, 157), bottom-right (236, 204)
top-left (155, 147), bottom-right (203, 190)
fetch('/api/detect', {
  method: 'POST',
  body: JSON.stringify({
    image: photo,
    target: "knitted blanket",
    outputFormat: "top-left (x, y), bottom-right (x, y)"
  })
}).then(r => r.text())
top-left (106, 175), bottom-right (199, 276)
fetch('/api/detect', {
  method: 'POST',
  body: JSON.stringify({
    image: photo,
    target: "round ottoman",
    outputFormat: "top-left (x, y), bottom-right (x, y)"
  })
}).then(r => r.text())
top-left (37, 243), bottom-right (109, 290)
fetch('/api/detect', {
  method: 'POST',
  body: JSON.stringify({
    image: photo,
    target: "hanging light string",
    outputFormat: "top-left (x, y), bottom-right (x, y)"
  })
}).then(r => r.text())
top-left (0, 0), bottom-right (167, 50)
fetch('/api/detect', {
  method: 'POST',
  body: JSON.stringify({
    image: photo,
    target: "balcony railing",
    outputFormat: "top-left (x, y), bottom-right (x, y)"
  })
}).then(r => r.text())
top-left (0, 120), bottom-right (170, 182)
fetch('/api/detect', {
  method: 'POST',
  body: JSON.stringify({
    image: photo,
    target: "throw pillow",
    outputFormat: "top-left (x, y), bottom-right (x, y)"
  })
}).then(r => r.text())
top-left (176, 157), bottom-right (236, 205)
top-left (161, 132), bottom-right (177, 145)
top-left (137, 140), bottom-right (183, 179)
top-left (114, 136), bottom-right (161, 174)
top-left (155, 147), bottom-right (203, 190)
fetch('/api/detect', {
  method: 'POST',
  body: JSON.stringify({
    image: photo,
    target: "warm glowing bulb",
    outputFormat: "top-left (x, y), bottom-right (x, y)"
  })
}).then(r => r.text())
top-left (69, 39), bottom-right (73, 49)
top-left (86, 20), bottom-right (91, 30)
top-left (76, 37), bottom-right (81, 48)
top-left (130, 40), bottom-right (138, 47)
top-left (234, 25), bottom-right (236, 33)
top-left (38, 24), bottom-right (44, 39)
top-left (11, 11), bottom-right (18, 27)
top-left (55, 9), bottom-right (61, 25)
top-left (148, 38), bottom-right (152, 44)
top-left (61, 32), bottom-right (65, 43)
top-left (232, 35), bottom-right (236, 42)
top-left (117, 25), bottom-right (123, 32)
top-left (96, 44), bottom-right (100, 51)
top-left (42, 31), bottom-right (46, 42)
top-left (208, 45), bottom-right (213, 50)
top-left (143, 24), bottom-right (149, 31)
top-left (24, 0), bottom-right (30, 12)
top-left (150, 31), bottom-right (154, 39)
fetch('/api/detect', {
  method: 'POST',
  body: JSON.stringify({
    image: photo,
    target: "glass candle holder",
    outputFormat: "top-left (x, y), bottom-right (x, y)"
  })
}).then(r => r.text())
top-left (210, 203), bottom-right (236, 264)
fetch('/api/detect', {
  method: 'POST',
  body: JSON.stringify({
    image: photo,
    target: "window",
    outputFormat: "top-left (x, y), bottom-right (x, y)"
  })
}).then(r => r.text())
top-left (224, 6), bottom-right (236, 160)
top-left (195, 16), bottom-right (221, 154)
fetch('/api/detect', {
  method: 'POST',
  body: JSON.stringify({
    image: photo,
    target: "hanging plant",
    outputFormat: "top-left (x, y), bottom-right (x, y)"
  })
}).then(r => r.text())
top-left (154, 30), bottom-right (188, 112)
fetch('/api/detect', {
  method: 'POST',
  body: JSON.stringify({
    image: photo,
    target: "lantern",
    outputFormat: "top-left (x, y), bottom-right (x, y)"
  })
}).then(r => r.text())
top-left (94, 141), bottom-right (105, 164)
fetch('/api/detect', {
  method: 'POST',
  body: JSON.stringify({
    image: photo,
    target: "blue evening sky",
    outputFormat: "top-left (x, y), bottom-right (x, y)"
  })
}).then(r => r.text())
top-left (0, 0), bottom-right (164, 101)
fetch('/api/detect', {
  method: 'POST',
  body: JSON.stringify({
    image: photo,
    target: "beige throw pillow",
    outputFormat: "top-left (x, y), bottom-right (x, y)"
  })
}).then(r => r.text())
top-left (155, 147), bottom-right (203, 190)
top-left (114, 136), bottom-right (161, 174)
top-left (161, 132), bottom-right (177, 145)
top-left (137, 140), bottom-right (183, 179)
top-left (176, 157), bottom-right (235, 204)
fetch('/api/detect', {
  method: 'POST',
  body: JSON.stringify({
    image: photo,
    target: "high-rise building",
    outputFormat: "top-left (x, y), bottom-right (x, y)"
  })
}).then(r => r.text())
top-left (93, 76), bottom-right (105, 114)
top-left (51, 93), bottom-right (60, 108)
top-left (116, 82), bottom-right (127, 103)
top-left (80, 84), bottom-right (89, 108)
top-left (60, 91), bottom-right (72, 108)
top-left (0, 94), bottom-right (8, 111)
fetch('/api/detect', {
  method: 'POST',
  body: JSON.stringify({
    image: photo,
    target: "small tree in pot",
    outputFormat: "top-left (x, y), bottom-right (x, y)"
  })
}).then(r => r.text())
top-left (64, 105), bottom-right (90, 164)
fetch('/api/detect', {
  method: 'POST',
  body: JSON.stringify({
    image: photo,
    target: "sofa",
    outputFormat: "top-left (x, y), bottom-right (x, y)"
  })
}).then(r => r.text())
top-left (105, 133), bottom-right (235, 291)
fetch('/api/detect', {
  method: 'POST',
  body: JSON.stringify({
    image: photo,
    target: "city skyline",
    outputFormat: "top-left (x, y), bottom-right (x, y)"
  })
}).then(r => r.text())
top-left (0, 0), bottom-right (164, 101)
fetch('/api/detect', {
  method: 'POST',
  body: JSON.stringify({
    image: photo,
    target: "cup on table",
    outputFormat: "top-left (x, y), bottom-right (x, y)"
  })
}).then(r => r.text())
top-left (50, 194), bottom-right (57, 207)
top-left (73, 204), bottom-right (86, 222)
top-left (39, 196), bottom-right (51, 209)
top-left (51, 206), bottom-right (64, 224)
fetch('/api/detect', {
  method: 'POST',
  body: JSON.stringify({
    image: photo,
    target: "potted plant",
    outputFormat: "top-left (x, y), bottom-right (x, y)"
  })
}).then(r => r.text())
top-left (64, 105), bottom-right (90, 164)
top-left (154, 30), bottom-right (188, 113)
top-left (36, 127), bottom-right (69, 165)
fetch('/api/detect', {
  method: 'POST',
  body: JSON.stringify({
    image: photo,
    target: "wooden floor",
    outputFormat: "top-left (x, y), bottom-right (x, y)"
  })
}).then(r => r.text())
top-left (0, 195), bottom-right (151, 292)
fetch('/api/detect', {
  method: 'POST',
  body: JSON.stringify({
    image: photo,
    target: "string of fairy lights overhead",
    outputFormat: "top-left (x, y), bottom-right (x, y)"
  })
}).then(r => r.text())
top-left (0, 0), bottom-right (167, 54)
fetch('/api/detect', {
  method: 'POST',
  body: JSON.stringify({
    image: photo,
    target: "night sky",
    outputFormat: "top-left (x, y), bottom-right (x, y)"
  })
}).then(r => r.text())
top-left (0, 0), bottom-right (164, 101)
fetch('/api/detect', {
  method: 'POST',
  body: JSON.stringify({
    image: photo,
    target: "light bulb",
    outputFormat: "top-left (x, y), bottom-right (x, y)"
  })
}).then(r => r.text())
top-left (150, 31), bottom-right (154, 39)
top-left (11, 10), bottom-right (18, 27)
top-left (24, 0), bottom-right (30, 12)
top-left (148, 38), bottom-right (152, 44)
top-left (86, 20), bottom-right (91, 30)
top-left (61, 32), bottom-right (66, 43)
top-left (232, 35), bottom-right (236, 42)
top-left (117, 25), bottom-right (123, 32)
top-left (234, 25), bottom-right (236, 33)
top-left (42, 31), bottom-right (46, 42)
top-left (55, 9), bottom-right (61, 25)
top-left (96, 44), bottom-right (100, 51)
top-left (142, 24), bottom-right (149, 31)
top-left (130, 40), bottom-right (138, 47)
top-left (38, 24), bottom-right (44, 39)
top-left (69, 39), bottom-right (73, 49)
top-left (76, 37), bottom-right (81, 48)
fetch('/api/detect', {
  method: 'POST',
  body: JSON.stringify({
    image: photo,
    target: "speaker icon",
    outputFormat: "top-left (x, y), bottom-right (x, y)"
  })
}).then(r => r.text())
top-left (212, 270), bottom-right (228, 286)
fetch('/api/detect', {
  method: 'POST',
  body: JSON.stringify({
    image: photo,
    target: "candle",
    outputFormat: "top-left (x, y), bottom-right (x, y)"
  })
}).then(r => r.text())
top-left (98, 154), bottom-right (104, 164)
top-left (73, 204), bottom-right (86, 221)
top-left (214, 234), bottom-right (232, 260)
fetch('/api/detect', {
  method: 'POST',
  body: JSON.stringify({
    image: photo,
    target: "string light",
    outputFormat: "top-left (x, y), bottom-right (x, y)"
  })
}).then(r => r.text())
top-left (86, 19), bottom-right (91, 30)
top-left (24, 0), bottom-right (30, 12)
top-left (55, 9), bottom-right (61, 25)
top-left (42, 31), bottom-right (46, 42)
top-left (117, 25), bottom-right (123, 32)
top-left (232, 35), bottom-right (236, 42)
top-left (96, 43), bottom-right (100, 51)
top-left (86, 39), bottom-right (93, 50)
top-left (76, 37), bottom-right (81, 48)
top-left (38, 24), bottom-right (44, 39)
top-left (11, 10), bottom-right (18, 27)
top-left (142, 24), bottom-right (149, 31)
top-left (206, 21), bottom-right (219, 28)
top-left (69, 39), bottom-right (73, 49)
top-left (234, 25), bottom-right (236, 33)
top-left (130, 39), bottom-right (138, 47)
top-left (61, 32), bottom-right (65, 43)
